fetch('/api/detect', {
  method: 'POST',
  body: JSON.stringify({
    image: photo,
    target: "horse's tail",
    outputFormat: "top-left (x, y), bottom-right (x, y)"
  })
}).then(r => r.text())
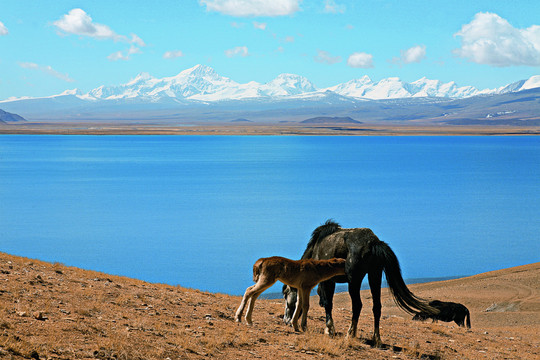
top-left (465, 308), bottom-right (471, 328)
top-left (253, 258), bottom-right (263, 282)
top-left (373, 241), bottom-right (439, 316)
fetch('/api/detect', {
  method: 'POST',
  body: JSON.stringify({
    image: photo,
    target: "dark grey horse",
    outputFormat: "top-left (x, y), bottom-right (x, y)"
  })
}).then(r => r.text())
top-left (413, 300), bottom-right (471, 328)
top-left (283, 220), bottom-right (438, 347)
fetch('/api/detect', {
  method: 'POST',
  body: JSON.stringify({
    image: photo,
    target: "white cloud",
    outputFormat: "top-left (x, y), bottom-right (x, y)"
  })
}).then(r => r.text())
top-left (324, 0), bottom-right (345, 14)
top-left (253, 21), bottom-right (267, 30)
top-left (393, 45), bottom-right (426, 64)
top-left (54, 8), bottom-right (121, 40)
top-left (53, 8), bottom-right (144, 46)
top-left (130, 34), bottom-right (146, 47)
top-left (19, 62), bottom-right (39, 69)
top-left (0, 21), bottom-right (8, 36)
top-left (283, 35), bottom-right (295, 43)
top-left (454, 12), bottom-right (540, 67)
top-left (225, 46), bottom-right (249, 57)
top-left (19, 62), bottom-right (74, 82)
top-left (163, 50), bottom-right (185, 59)
top-left (314, 49), bottom-right (341, 64)
top-left (347, 52), bottom-right (374, 68)
top-left (108, 45), bottom-right (141, 61)
top-left (200, 0), bottom-right (301, 17)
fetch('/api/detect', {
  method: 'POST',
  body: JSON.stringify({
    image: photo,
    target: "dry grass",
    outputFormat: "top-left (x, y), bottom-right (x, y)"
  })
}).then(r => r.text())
top-left (0, 252), bottom-right (538, 359)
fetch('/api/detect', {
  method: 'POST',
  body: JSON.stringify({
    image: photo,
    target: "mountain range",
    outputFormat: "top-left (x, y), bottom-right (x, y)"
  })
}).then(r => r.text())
top-left (0, 109), bottom-right (26, 123)
top-left (1, 64), bottom-right (539, 125)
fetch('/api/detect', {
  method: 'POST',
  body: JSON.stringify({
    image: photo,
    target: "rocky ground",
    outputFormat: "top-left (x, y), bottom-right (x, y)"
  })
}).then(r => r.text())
top-left (0, 252), bottom-right (538, 359)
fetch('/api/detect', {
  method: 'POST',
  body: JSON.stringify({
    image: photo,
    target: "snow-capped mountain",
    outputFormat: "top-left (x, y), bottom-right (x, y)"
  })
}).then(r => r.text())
top-left (2, 64), bottom-right (538, 104)
top-left (75, 64), bottom-right (539, 102)
top-left (497, 75), bottom-right (540, 93)
top-left (1, 64), bottom-right (539, 125)
top-left (82, 65), bottom-right (318, 102)
top-left (86, 65), bottom-right (250, 101)
top-left (259, 73), bottom-right (317, 97)
top-left (326, 76), bottom-right (491, 100)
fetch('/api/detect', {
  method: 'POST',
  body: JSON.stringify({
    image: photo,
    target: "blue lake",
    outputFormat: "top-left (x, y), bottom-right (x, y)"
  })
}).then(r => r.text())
top-left (1, 135), bottom-right (539, 296)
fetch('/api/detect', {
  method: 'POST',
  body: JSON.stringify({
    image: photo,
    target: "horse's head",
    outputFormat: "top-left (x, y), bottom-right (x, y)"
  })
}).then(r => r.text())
top-left (282, 284), bottom-right (298, 324)
top-left (412, 312), bottom-right (429, 321)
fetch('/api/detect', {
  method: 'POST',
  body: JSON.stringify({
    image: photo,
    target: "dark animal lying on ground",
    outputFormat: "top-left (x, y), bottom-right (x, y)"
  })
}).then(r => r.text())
top-left (412, 300), bottom-right (471, 328)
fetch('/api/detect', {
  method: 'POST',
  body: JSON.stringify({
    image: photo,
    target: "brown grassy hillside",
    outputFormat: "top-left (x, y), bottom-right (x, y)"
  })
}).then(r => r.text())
top-left (0, 252), bottom-right (538, 359)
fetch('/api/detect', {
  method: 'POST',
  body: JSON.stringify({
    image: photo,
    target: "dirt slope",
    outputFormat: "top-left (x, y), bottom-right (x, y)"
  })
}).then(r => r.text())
top-left (0, 252), bottom-right (538, 359)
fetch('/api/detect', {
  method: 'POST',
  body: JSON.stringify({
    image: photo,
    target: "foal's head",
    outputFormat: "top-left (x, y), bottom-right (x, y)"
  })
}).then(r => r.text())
top-left (282, 285), bottom-right (298, 324)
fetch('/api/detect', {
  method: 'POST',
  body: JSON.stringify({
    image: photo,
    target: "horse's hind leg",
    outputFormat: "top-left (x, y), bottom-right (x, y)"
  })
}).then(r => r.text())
top-left (368, 268), bottom-right (383, 347)
top-left (346, 279), bottom-right (362, 338)
top-left (318, 280), bottom-right (337, 335)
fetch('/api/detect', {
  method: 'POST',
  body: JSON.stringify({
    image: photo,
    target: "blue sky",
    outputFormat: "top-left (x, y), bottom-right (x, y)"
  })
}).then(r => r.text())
top-left (0, 0), bottom-right (539, 100)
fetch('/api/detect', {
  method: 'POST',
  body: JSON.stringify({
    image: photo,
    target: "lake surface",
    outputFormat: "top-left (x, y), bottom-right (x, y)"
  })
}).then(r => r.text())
top-left (1, 135), bottom-right (539, 296)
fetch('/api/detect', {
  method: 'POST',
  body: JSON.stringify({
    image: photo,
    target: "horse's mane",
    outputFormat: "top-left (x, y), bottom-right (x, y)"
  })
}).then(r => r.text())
top-left (301, 219), bottom-right (341, 259)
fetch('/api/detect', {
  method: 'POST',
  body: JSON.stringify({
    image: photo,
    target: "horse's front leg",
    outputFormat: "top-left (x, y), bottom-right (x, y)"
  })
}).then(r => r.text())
top-left (291, 291), bottom-right (302, 332)
top-left (318, 281), bottom-right (336, 336)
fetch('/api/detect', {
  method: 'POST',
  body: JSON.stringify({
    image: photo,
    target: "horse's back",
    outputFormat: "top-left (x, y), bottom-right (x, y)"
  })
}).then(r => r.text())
top-left (309, 230), bottom-right (348, 260)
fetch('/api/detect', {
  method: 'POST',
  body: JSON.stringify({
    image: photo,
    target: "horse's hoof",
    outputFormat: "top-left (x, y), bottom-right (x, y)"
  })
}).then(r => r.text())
top-left (324, 327), bottom-right (335, 336)
top-left (372, 337), bottom-right (383, 348)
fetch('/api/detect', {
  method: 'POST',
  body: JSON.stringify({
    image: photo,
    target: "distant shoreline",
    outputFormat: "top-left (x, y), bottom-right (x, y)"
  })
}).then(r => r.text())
top-left (1, 122), bottom-right (539, 136)
top-left (260, 275), bottom-right (467, 299)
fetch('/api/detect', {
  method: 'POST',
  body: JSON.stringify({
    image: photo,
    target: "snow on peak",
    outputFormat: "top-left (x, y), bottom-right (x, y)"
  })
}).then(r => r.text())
top-left (127, 72), bottom-right (154, 86)
top-left (25, 64), bottom-right (539, 103)
top-left (262, 73), bottom-right (317, 96)
top-left (182, 64), bottom-right (218, 77)
top-left (59, 88), bottom-right (82, 96)
top-left (329, 75), bottom-right (493, 100)
top-left (325, 76), bottom-right (373, 98)
top-left (521, 75), bottom-right (540, 90)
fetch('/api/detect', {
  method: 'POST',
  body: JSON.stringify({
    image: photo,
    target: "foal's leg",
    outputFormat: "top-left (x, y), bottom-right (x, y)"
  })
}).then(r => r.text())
top-left (299, 287), bottom-right (312, 332)
top-left (235, 277), bottom-right (275, 325)
top-left (235, 283), bottom-right (257, 322)
top-left (244, 277), bottom-right (276, 325)
top-left (368, 269), bottom-right (383, 348)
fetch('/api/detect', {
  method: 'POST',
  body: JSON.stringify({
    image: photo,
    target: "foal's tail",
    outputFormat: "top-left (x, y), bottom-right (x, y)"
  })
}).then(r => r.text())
top-left (253, 258), bottom-right (264, 282)
top-left (374, 241), bottom-right (439, 316)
